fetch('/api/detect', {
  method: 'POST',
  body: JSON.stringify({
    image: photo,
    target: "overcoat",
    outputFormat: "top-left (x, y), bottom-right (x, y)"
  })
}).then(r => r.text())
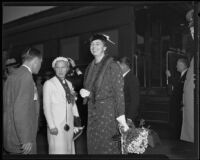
top-left (124, 70), bottom-right (140, 121)
top-left (181, 58), bottom-right (194, 142)
top-left (43, 76), bottom-right (79, 154)
top-left (84, 57), bottom-right (125, 154)
top-left (3, 66), bottom-right (39, 154)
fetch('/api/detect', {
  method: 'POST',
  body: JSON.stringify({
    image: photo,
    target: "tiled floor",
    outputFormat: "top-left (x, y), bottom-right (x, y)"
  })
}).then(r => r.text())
top-left (36, 123), bottom-right (196, 159)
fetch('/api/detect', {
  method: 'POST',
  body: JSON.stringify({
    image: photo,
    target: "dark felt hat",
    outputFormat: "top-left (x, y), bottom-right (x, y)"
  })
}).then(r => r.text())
top-left (186, 9), bottom-right (194, 27)
top-left (6, 58), bottom-right (20, 67)
top-left (89, 34), bottom-right (107, 43)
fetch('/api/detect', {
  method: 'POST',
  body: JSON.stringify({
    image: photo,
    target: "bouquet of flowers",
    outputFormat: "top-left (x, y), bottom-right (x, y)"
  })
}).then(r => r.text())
top-left (119, 119), bottom-right (161, 154)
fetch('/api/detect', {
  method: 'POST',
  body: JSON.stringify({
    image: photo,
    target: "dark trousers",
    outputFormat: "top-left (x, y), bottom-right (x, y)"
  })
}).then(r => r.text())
top-left (175, 110), bottom-right (183, 139)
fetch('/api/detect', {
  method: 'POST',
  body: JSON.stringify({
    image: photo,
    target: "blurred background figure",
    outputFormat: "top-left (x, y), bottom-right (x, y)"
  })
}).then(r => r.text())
top-left (65, 58), bottom-right (87, 154)
top-left (166, 57), bottom-right (189, 140)
top-left (180, 8), bottom-right (195, 143)
top-left (35, 75), bottom-right (46, 130)
top-left (184, 9), bottom-right (195, 62)
top-left (4, 58), bottom-right (20, 82)
top-left (5, 58), bottom-right (19, 74)
top-left (43, 71), bottom-right (53, 84)
top-left (117, 57), bottom-right (140, 123)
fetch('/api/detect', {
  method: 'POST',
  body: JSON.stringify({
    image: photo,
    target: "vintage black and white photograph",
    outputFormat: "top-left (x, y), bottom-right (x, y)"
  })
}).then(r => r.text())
top-left (2, 1), bottom-right (199, 160)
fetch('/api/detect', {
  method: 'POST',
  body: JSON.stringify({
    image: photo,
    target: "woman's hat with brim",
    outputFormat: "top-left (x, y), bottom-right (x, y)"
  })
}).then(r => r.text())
top-left (89, 34), bottom-right (107, 43)
top-left (89, 34), bottom-right (116, 45)
top-left (52, 56), bottom-right (69, 68)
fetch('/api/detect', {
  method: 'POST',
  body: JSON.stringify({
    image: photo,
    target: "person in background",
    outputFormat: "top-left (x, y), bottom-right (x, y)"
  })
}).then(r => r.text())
top-left (181, 9), bottom-right (195, 143)
top-left (166, 57), bottom-right (189, 139)
top-left (66, 58), bottom-right (87, 154)
top-left (3, 47), bottom-right (43, 154)
top-left (117, 57), bottom-right (140, 123)
top-left (43, 57), bottom-right (82, 154)
top-left (3, 58), bottom-right (20, 81)
top-left (80, 34), bottom-right (129, 154)
top-left (43, 71), bottom-right (53, 84)
top-left (35, 75), bottom-right (46, 130)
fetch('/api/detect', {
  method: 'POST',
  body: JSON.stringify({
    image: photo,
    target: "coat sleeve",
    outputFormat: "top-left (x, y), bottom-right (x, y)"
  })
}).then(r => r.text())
top-left (43, 81), bottom-right (56, 129)
top-left (110, 62), bottom-right (125, 118)
top-left (13, 74), bottom-right (34, 144)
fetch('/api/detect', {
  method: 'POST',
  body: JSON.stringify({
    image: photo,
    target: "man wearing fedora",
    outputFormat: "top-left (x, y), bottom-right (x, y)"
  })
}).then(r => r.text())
top-left (3, 58), bottom-right (19, 80)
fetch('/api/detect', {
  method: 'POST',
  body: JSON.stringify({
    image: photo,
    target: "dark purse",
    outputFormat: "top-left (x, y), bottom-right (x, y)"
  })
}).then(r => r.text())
top-left (74, 116), bottom-right (82, 127)
top-left (73, 116), bottom-right (84, 141)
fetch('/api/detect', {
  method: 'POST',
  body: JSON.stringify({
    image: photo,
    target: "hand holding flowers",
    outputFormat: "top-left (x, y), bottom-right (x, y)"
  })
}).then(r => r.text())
top-left (119, 119), bottom-right (149, 154)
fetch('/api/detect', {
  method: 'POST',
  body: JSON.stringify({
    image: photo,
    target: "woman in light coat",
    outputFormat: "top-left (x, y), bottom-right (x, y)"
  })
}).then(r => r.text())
top-left (43, 57), bottom-right (80, 154)
top-left (181, 57), bottom-right (194, 142)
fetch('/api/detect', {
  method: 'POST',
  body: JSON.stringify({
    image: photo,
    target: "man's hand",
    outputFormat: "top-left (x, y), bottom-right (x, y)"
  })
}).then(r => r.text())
top-left (166, 70), bottom-right (171, 77)
top-left (21, 142), bottom-right (32, 154)
top-left (68, 58), bottom-right (76, 68)
top-left (49, 127), bottom-right (58, 135)
top-left (80, 89), bottom-right (90, 98)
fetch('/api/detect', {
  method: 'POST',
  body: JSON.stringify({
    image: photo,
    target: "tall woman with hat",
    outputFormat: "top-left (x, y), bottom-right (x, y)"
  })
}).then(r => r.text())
top-left (43, 57), bottom-right (81, 154)
top-left (80, 34), bottom-right (129, 154)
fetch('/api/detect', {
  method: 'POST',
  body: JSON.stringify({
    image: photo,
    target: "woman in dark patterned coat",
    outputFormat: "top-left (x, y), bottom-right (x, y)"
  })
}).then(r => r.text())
top-left (80, 34), bottom-right (129, 154)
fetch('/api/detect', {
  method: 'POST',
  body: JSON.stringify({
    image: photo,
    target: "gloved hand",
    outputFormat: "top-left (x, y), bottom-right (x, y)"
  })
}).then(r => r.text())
top-left (116, 115), bottom-right (129, 132)
top-left (80, 88), bottom-right (90, 98)
top-left (49, 127), bottom-right (58, 135)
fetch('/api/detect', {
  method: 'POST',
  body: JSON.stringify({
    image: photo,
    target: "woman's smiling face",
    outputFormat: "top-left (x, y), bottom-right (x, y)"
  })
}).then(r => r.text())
top-left (90, 39), bottom-right (107, 57)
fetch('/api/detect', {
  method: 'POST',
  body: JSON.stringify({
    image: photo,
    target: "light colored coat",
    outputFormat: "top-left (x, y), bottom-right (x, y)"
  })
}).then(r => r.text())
top-left (181, 58), bottom-right (194, 142)
top-left (43, 76), bottom-right (79, 154)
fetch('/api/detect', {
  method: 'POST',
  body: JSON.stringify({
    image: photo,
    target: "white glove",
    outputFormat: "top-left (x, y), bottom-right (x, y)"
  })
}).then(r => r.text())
top-left (76, 68), bottom-right (83, 75)
top-left (73, 127), bottom-right (79, 134)
top-left (73, 126), bottom-right (84, 133)
top-left (80, 89), bottom-right (90, 98)
top-left (116, 115), bottom-right (129, 132)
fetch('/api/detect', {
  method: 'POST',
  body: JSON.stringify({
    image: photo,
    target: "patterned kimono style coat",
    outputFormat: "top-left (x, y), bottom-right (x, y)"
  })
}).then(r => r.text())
top-left (85, 58), bottom-right (125, 154)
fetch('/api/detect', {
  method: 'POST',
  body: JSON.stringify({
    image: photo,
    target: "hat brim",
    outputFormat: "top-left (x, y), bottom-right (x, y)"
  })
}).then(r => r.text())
top-left (6, 62), bottom-right (20, 68)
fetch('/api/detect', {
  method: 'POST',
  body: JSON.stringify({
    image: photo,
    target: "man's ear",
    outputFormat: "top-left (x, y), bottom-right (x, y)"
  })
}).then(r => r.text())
top-left (104, 46), bottom-right (107, 51)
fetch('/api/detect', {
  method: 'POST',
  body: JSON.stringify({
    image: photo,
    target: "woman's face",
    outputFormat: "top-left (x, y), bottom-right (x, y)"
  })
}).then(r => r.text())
top-left (54, 60), bottom-right (69, 79)
top-left (90, 39), bottom-right (106, 57)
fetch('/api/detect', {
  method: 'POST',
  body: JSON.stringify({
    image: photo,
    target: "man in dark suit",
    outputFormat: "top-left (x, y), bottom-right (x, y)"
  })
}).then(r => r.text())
top-left (166, 57), bottom-right (189, 139)
top-left (118, 57), bottom-right (140, 122)
top-left (3, 47), bottom-right (43, 154)
top-left (66, 58), bottom-right (87, 154)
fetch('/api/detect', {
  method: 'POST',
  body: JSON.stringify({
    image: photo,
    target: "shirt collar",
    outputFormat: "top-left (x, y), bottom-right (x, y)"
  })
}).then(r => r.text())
top-left (22, 64), bottom-right (32, 73)
top-left (181, 69), bottom-right (187, 77)
top-left (123, 69), bottom-right (130, 77)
